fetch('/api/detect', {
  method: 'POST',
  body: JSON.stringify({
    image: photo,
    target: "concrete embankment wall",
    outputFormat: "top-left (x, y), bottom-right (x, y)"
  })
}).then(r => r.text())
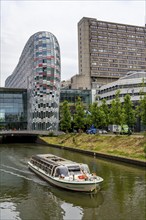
top-left (37, 138), bottom-right (146, 168)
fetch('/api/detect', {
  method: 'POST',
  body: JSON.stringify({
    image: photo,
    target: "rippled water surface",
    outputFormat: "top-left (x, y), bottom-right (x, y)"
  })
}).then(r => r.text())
top-left (0, 143), bottom-right (145, 220)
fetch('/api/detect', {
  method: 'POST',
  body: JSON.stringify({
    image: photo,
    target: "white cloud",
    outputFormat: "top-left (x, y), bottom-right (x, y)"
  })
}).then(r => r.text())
top-left (1, 0), bottom-right (145, 86)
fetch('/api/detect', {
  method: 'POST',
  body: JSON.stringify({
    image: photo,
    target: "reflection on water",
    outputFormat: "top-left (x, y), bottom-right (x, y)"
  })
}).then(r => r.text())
top-left (0, 143), bottom-right (145, 220)
top-left (51, 187), bottom-right (103, 208)
top-left (0, 201), bottom-right (21, 220)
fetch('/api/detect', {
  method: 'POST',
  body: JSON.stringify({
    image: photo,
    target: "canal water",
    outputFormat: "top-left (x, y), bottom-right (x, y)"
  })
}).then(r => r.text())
top-left (0, 144), bottom-right (145, 220)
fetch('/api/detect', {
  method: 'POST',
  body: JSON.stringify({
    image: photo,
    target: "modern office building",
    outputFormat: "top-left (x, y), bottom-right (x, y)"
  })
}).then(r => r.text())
top-left (98, 71), bottom-right (146, 104)
top-left (0, 88), bottom-right (27, 130)
top-left (71, 17), bottom-right (146, 90)
top-left (5, 31), bottom-right (61, 131)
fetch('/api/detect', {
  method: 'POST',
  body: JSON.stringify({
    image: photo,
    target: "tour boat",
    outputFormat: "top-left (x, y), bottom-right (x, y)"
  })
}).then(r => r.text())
top-left (28, 154), bottom-right (103, 192)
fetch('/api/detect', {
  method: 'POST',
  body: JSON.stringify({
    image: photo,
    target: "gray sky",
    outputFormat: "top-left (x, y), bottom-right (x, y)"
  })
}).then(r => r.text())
top-left (1, 0), bottom-right (145, 87)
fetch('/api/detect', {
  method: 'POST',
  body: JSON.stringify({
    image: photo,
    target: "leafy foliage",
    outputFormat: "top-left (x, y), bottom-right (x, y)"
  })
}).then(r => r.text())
top-left (109, 90), bottom-right (123, 125)
top-left (123, 94), bottom-right (135, 128)
top-left (139, 94), bottom-right (146, 126)
top-left (88, 102), bottom-right (102, 128)
top-left (73, 97), bottom-right (85, 131)
top-left (137, 79), bottom-right (146, 127)
top-left (100, 99), bottom-right (109, 128)
top-left (60, 100), bottom-right (71, 132)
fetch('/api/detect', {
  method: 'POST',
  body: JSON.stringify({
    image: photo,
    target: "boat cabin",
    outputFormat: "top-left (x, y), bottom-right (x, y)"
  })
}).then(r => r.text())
top-left (30, 154), bottom-right (90, 178)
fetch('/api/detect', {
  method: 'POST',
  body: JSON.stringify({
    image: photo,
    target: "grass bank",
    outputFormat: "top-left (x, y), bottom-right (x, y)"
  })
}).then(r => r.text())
top-left (40, 133), bottom-right (146, 162)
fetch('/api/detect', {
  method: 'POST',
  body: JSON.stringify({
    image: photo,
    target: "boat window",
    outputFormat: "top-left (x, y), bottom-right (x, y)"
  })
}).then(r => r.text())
top-left (54, 166), bottom-right (69, 177)
top-left (80, 164), bottom-right (90, 174)
top-left (68, 166), bottom-right (81, 174)
top-left (51, 166), bottom-right (57, 176)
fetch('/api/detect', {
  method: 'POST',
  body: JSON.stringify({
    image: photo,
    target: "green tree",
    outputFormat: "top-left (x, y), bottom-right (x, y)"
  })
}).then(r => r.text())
top-left (109, 90), bottom-right (123, 125)
top-left (89, 102), bottom-right (102, 128)
top-left (73, 97), bottom-right (85, 132)
top-left (120, 107), bottom-right (126, 128)
top-left (60, 100), bottom-right (71, 132)
top-left (123, 94), bottom-right (135, 129)
top-left (100, 99), bottom-right (109, 128)
top-left (84, 107), bottom-right (92, 128)
top-left (139, 94), bottom-right (146, 127)
top-left (137, 79), bottom-right (146, 129)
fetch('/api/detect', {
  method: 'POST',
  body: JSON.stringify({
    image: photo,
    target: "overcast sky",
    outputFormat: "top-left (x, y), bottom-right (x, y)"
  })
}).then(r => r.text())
top-left (1, 0), bottom-right (145, 87)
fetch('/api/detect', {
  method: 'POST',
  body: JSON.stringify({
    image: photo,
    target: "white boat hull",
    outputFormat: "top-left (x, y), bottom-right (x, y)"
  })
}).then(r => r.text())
top-left (28, 162), bottom-right (103, 192)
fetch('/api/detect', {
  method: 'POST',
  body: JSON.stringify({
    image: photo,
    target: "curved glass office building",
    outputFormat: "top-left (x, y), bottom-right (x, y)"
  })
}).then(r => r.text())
top-left (5, 31), bottom-right (61, 131)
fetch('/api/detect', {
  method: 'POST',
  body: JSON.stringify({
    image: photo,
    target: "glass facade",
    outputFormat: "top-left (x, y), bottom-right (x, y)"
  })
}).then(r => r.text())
top-left (5, 31), bottom-right (61, 131)
top-left (60, 89), bottom-right (91, 105)
top-left (0, 88), bottom-right (27, 130)
top-left (60, 89), bottom-right (92, 114)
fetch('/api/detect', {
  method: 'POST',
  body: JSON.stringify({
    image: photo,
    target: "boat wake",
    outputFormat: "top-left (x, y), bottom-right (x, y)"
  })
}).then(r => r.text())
top-left (2, 164), bottom-right (31, 174)
top-left (0, 168), bottom-right (32, 181)
top-left (0, 165), bottom-right (49, 187)
top-left (8, 156), bottom-right (28, 168)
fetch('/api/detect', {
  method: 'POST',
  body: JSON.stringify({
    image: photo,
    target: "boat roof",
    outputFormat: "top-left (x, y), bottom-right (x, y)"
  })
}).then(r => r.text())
top-left (32, 154), bottom-right (81, 167)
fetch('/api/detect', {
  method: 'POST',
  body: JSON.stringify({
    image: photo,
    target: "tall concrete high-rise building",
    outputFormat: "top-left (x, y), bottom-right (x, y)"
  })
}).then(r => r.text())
top-left (71, 17), bottom-right (146, 89)
top-left (5, 31), bottom-right (61, 131)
